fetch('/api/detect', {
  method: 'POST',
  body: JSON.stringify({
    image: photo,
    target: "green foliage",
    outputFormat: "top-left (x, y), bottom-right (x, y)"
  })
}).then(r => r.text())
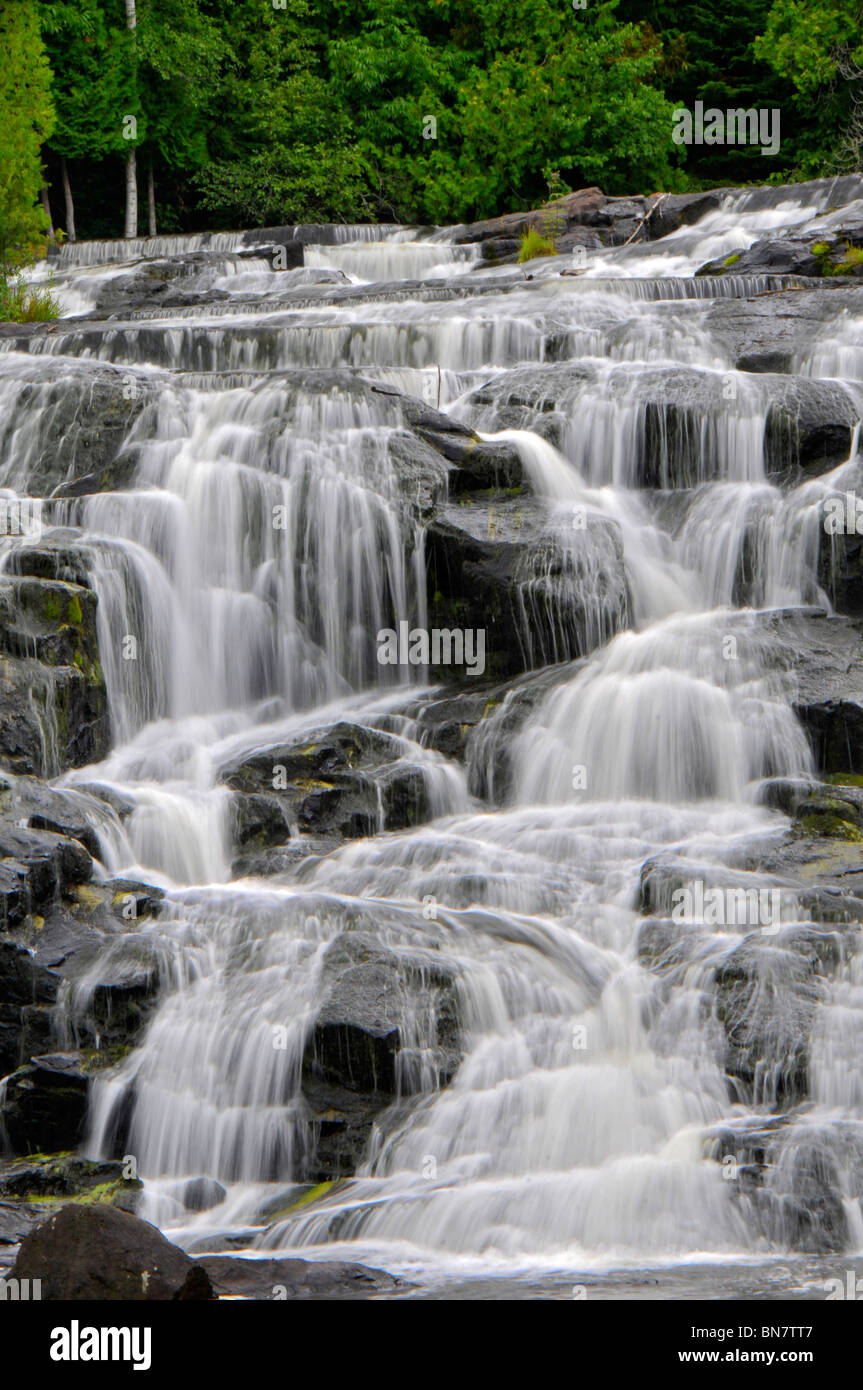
top-left (754, 0), bottom-right (863, 92)
top-left (40, 0), bottom-right (134, 163)
top-left (195, 141), bottom-right (373, 226)
top-left (21, 0), bottom-right (861, 237)
top-left (0, 272), bottom-right (59, 322)
top-left (518, 228), bottom-right (557, 263)
top-left (822, 242), bottom-right (863, 275)
top-left (0, 0), bottom-right (54, 267)
top-left (755, 0), bottom-right (863, 174)
top-left (618, 0), bottom-right (805, 184)
top-left (541, 171), bottom-right (570, 243)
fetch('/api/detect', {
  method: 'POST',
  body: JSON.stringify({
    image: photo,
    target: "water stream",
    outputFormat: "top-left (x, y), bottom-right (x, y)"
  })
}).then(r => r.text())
top-left (5, 182), bottom-right (863, 1295)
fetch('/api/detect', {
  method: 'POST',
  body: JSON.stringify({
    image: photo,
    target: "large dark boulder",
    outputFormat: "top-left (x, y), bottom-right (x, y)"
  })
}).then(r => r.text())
top-left (13, 1203), bottom-right (214, 1300)
top-left (698, 237), bottom-right (823, 278)
top-left (0, 360), bottom-right (151, 496)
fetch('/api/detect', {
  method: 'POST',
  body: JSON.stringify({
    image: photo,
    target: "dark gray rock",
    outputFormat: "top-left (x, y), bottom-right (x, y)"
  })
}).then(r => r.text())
top-left (1, 1052), bottom-right (89, 1154)
top-left (705, 286), bottom-right (863, 374)
top-left (222, 720), bottom-right (443, 859)
top-left (705, 1116), bottom-right (854, 1254)
top-left (699, 238), bottom-right (823, 278)
top-left (200, 1253), bottom-right (397, 1299)
top-left (0, 1153), bottom-right (141, 1205)
top-left (0, 360), bottom-right (151, 496)
top-left (301, 931), bottom-right (460, 1180)
top-left (465, 362), bottom-right (860, 487)
top-left (182, 1177), bottom-right (227, 1213)
top-left (425, 502), bottom-right (630, 680)
top-left (13, 1202), bottom-right (214, 1300)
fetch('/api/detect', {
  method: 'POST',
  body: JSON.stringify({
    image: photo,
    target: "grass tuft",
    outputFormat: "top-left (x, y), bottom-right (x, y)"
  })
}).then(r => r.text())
top-left (0, 273), bottom-right (59, 323)
top-left (519, 227), bottom-right (557, 264)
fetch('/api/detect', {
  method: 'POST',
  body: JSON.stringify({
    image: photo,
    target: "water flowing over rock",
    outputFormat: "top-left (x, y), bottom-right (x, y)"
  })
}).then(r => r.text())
top-left (3, 185), bottom-right (863, 1296)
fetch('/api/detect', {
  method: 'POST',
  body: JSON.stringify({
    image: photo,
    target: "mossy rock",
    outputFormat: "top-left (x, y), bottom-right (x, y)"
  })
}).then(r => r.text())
top-left (794, 796), bottom-right (863, 841)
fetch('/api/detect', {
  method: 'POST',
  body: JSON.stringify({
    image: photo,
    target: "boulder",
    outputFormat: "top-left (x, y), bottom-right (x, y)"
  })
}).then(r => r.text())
top-left (13, 1202), bottom-right (214, 1300)
top-left (698, 237), bottom-right (823, 278)
top-left (182, 1177), bottom-right (227, 1213)
top-left (0, 359), bottom-right (151, 496)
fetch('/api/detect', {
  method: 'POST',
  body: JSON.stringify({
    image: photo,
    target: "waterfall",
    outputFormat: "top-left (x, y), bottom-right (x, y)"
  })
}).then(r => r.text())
top-left (4, 194), bottom-right (863, 1292)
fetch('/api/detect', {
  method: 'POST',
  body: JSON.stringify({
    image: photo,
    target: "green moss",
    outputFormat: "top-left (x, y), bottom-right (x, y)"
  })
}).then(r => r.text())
top-left (66, 594), bottom-right (83, 625)
top-left (812, 241), bottom-right (831, 257)
top-left (42, 591), bottom-right (63, 621)
top-left (284, 1180), bottom-right (339, 1213)
top-left (821, 242), bottom-right (863, 276)
top-left (80, 1041), bottom-right (135, 1073)
top-left (13, 1150), bottom-right (74, 1163)
top-left (829, 244), bottom-right (863, 275)
top-left (24, 1180), bottom-right (139, 1207)
top-left (797, 811), bottom-right (863, 841)
top-left (723, 253), bottom-right (741, 267)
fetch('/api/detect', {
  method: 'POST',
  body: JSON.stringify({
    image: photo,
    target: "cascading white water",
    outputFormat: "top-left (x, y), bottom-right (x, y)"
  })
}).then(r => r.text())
top-left (5, 188), bottom-right (863, 1292)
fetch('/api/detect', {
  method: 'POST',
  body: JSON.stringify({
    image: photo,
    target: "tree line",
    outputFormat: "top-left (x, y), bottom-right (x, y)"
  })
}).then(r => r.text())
top-left (2, 0), bottom-right (863, 257)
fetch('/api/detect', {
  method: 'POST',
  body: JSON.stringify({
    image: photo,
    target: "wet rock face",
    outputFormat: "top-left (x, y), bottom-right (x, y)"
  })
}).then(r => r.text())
top-left (222, 721), bottom-right (438, 864)
top-left (452, 187), bottom-right (726, 263)
top-left (300, 931), bottom-right (460, 1181)
top-left (0, 548), bottom-right (109, 775)
top-left (704, 286), bottom-right (863, 374)
top-left (712, 930), bottom-right (827, 1107)
top-left (465, 362), bottom-right (860, 488)
top-left (1, 1052), bottom-right (91, 1154)
top-left (698, 217), bottom-right (863, 282)
top-left (426, 506), bottom-right (630, 680)
top-left (0, 362), bottom-right (152, 497)
top-left (13, 1202), bottom-right (214, 1300)
top-left (700, 238), bottom-right (824, 279)
top-left (0, 776), bottom-right (164, 1154)
top-left (705, 1119), bottom-right (856, 1254)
